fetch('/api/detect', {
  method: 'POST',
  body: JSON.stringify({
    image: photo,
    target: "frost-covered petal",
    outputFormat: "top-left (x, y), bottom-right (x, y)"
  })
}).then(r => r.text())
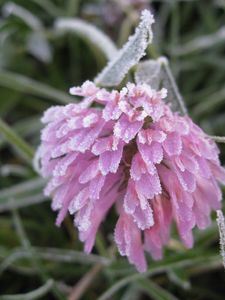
top-left (115, 212), bottom-right (147, 272)
top-left (135, 173), bottom-right (161, 200)
top-left (138, 142), bottom-right (163, 165)
top-left (114, 115), bottom-right (143, 143)
top-left (163, 132), bottom-right (182, 156)
top-left (99, 143), bottom-right (124, 175)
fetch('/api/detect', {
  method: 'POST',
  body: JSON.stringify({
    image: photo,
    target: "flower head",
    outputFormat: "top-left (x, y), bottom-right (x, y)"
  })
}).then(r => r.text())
top-left (37, 81), bottom-right (225, 272)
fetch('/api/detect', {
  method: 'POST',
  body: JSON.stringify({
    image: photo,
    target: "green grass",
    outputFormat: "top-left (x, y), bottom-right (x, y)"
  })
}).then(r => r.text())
top-left (0, 0), bottom-right (225, 299)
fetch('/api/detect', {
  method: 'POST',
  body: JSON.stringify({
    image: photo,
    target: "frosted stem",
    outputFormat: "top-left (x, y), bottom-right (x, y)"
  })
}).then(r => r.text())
top-left (216, 210), bottom-right (225, 269)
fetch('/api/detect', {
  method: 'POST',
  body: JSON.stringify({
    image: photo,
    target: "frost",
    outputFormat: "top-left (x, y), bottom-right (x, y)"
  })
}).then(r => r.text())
top-left (55, 18), bottom-right (117, 60)
top-left (135, 59), bottom-right (161, 89)
top-left (216, 210), bottom-right (225, 269)
top-left (160, 57), bottom-right (187, 115)
top-left (27, 32), bottom-right (52, 63)
top-left (82, 113), bottom-right (98, 128)
top-left (95, 10), bottom-right (154, 87)
top-left (33, 146), bottom-right (42, 174)
top-left (135, 57), bottom-right (187, 115)
top-left (3, 2), bottom-right (52, 63)
top-left (3, 2), bottom-right (42, 30)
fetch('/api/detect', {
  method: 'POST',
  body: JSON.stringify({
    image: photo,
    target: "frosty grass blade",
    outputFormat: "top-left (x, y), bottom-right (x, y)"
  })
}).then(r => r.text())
top-left (3, 1), bottom-right (42, 30)
top-left (95, 10), bottom-right (154, 87)
top-left (55, 18), bottom-right (117, 60)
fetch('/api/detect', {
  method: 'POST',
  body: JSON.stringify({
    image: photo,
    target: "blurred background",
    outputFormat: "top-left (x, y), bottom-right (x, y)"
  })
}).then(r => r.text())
top-left (0, 0), bottom-right (225, 299)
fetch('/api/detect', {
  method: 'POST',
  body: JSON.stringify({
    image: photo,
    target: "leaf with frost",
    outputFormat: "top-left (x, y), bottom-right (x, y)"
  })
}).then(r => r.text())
top-left (160, 57), bottom-right (187, 115)
top-left (55, 18), bottom-right (117, 60)
top-left (2, 2), bottom-right (42, 30)
top-left (27, 32), bottom-right (52, 63)
top-left (135, 57), bottom-right (187, 115)
top-left (135, 59), bottom-right (161, 89)
top-left (216, 210), bottom-right (225, 269)
top-left (95, 10), bottom-right (154, 87)
top-left (171, 26), bottom-right (225, 56)
top-left (0, 279), bottom-right (54, 299)
top-left (210, 135), bottom-right (225, 143)
top-left (3, 2), bottom-right (52, 63)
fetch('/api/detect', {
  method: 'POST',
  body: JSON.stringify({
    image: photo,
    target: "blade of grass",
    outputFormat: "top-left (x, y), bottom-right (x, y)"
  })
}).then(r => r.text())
top-left (0, 70), bottom-right (74, 104)
top-left (0, 279), bottom-right (54, 300)
top-left (0, 118), bottom-right (34, 162)
top-left (167, 269), bottom-right (191, 290)
top-left (55, 18), bottom-right (117, 60)
top-left (3, 2), bottom-right (42, 31)
top-left (170, 26), bottom-right (225, 56)
top-left (0, 193), bottom-right (48, 212)
top-left (0, 246), bottom-right (111, 275)
top-left (193, 87), bottom-right (225, 118)
top-left (0, 164), bottom-right (29, 177)
top-left (137, 278), bottom-right (179, 300)
top-left (97, 252), bottom-right (220, 300)
top-left (31, 0), bottom-right (61, 17)
top-left (121, 286), bottom-right (142, 300)
top-left (11, 204), bottom-right (66, 300)
top-left (0, 177), bottom-right (45, 201)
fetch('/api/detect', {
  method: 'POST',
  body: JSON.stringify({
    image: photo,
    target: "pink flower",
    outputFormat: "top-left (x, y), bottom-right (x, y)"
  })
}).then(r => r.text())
top-left (37, 81), bottom-right (225, 272)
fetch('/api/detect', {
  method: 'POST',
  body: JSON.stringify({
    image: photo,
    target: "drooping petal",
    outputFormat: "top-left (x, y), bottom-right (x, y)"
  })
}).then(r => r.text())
top-left (99, 143), bottom-right (124, 175)
top-left (115, 211), bottom-right (147, 272)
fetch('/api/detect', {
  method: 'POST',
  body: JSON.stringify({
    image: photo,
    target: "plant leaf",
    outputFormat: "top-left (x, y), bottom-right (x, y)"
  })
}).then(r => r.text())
top-left (0, 70), bottom-right (74, 104)
top-left (137, 278), bottom-right (179, 300)
top-left (135, 57), bottom-right (187, 115)
top-left (0, 279), bottom-right (54, 300)
top-left (0, 193), bottom-right (48, 213)
top-left (0, 246), bottom-right (111, 274)
top-left (0, 118), bottom-right (34, 162)
top-left (216, 210), bottom-right (225, 269)
top-left (30, 0), bottom-right (61, 17)
top-left (170, 26), bottom-right (225, 56)
top-left (135, 59), bottom-right (161, 89)
top-left (160, 57), bottom-right (187, 115)
top-left (2, 2), bottom-right (42, 31)
top-left (95, 10), bottom-right (154, 87)
top-left (0, 177), bottom-right (46, 201)
top-left (26, 32), bottom-right (52, 63)
top-left (55, 18), bottom-right (117, 60)
top-left (97, 251), bottom-right (220, 300)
